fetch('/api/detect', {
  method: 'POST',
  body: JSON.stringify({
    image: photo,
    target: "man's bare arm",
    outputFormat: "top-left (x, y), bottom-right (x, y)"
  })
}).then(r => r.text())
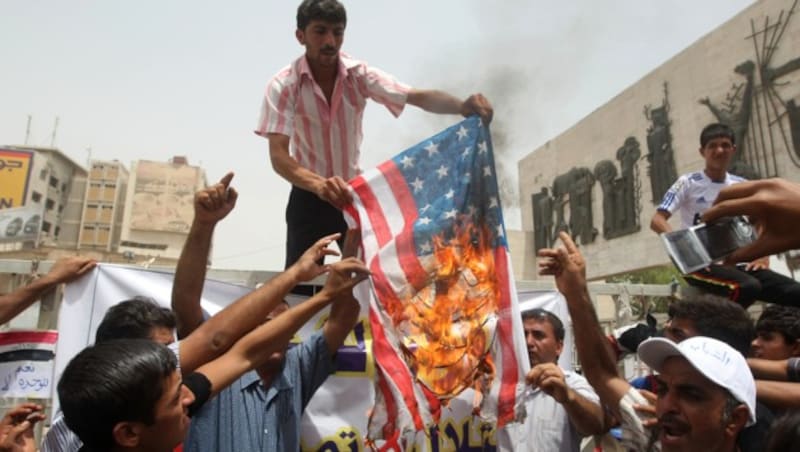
top-left (649, 210), bottom-right (672, 234)
top-left (407, 90), bottom-right (493, 124)
top-left (171, 172), bottom-right (238, 338)
top-left (267, 133), bottom-right (352, 209)
top-left (748, 358), bottom-right (792, 381)
top-left (196, 258), bottom-right (370, 396)
top-left (0, 256), bottom-right (96, 324)
top-left (322, 230), bottom-right (362, 354)
top-left (756, 380), bottom-right (800, 410)
top-left (536, 231), bottom-right (632, 418)
top-left (178, 233), bottom-right (342, 374)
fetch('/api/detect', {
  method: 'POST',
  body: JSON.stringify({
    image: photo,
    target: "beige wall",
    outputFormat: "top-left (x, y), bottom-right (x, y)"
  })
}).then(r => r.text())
top-left (518, 0), bottom-right (800, 280)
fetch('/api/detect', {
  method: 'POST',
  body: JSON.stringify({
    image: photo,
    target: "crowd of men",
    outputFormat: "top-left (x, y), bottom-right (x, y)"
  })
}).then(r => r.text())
top-left (2, 0), bottom-right (800, 451)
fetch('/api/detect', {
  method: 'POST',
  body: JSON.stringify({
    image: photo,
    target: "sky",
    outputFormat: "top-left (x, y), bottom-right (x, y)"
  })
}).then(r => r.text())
top-left (0, 0), bottom-right (755, 271)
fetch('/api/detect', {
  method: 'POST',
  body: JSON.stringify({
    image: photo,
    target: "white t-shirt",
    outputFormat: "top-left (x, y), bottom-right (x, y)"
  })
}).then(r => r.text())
top-left (657, 171), bottom-right (746, 229)
top-left (500, 371), bottom-right (600, 452)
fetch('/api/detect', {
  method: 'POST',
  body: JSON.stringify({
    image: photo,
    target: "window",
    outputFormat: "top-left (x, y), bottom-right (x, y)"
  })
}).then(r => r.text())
top-left (45, 199), bottom-right (55, 210)
top-left (54, 226), bottom-right (60, 237)
top-left (39, 169), bottom-right (47, 181)
top-left (31, 191), bottom-right (42, 203)
top-left (61, 182), bottom-right (68, 192)
top-left (42, 222), bottom-right (51, 233)
top-left (49, 176), bottom-right (59, 189)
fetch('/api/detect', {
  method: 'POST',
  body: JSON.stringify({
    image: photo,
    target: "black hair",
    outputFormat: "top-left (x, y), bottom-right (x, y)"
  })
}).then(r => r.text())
top-left (58, 339), bottom-right (177, 451)
top-left (668, 294), bottom-right (754, 356)
top-left (522, 308), bottom-right (565, 342)
top-left (766, 411), bottom-right (800, 452)
top-left (756, 304), bottom-right (800, 344)
top-left (296, 0), bottom-right (347, 30)
top-left (699, 123), bottom-right (736, 148)
top-left (95, 296), bottom-right (176, 344)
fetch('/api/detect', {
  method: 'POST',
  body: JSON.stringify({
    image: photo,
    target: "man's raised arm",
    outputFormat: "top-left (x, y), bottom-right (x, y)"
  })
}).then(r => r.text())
top-left (171, 172), bottom-right (237, 338)
top-left (195, 257), bottom-right (370, 397)
top-left (534, 231), bottom-right (632, 418)
top-left (177, 233), bottom-right (342, 375)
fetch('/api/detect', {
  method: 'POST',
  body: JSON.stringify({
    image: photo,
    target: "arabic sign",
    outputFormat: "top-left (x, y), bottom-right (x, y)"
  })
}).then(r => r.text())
top-left (0, 149), bottom-right (34, 209)
top-left (0, 204), bottom-right (44, 243)
top-left (129, 160), bottom-right (200, 233)
top-left (0, 331), bottom-right (58, 398)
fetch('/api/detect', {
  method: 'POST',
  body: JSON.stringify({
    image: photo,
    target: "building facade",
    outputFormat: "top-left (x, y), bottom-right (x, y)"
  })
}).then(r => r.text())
top-left (78, 160), bottom-right (129, 252)
top-left (118, 157), bottom-right (207, 260)
top-left (518, 0), bottom-right (800, 280)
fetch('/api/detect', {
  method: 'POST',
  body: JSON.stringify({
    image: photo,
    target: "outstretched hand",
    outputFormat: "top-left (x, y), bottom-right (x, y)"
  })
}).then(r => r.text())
top-left (320, 257), bottom-right (370, 300)
top-left (702, 178), bottom-right (800, 263)
top-left (291, 233), bottom-right (342, 282)
top-left (194, 172), bottom-right (238, 226)
top-left (537, 231), bottom-right (587, 297)
top-left (45, 256), bottom-right (97, 285)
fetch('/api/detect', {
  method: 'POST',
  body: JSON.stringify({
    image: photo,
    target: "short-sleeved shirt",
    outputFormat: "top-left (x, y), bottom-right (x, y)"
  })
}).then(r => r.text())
top-left (254, 52), bottom-right (411, 181)
top-left (498, 370), bottom-right (601, 452)
top-left (41, 341), bottom-right (183, 452)
top-left (657, 171), bottom-right (745, 229)
top-left (182, 332), bottom-right (334, 452)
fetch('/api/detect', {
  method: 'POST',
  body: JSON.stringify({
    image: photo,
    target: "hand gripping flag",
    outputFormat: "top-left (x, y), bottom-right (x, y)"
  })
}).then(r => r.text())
top-left (343, 116), bottom-right (528, 448)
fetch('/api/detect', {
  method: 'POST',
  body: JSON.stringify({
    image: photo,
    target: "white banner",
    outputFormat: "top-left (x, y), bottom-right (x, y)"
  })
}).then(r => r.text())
top-left (56, 265), bottom-right (567, 451)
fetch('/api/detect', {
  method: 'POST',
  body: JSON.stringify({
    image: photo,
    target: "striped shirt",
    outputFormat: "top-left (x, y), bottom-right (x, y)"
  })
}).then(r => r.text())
top-left (254, 52), bottom-right (411, 181)
top-left (657, 171), bottom-right (746, 229)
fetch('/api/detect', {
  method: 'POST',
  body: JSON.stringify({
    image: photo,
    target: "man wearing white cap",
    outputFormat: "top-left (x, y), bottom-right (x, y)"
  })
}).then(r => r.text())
top-left (535, 231), bottom-right (755, 452)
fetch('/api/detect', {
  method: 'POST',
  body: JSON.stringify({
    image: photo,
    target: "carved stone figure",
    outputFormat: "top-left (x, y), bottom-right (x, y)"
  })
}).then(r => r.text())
top-left (593, 138), bottom-right (642, 240)
top-left (532, 187), bottom-right (554, 252)
top-left (699, 60), bottom-right (760, 179)
top-left (567, 167), bottom-right (597, 246)
top-left (644, 85), bottom-right (678, 204)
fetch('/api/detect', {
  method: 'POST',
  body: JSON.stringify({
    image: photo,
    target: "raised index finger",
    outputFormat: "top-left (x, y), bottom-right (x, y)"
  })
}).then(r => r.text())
top-left (557, 231), bottom-right (579, 255)
top-left (218, 171), bottom-right (235, 188)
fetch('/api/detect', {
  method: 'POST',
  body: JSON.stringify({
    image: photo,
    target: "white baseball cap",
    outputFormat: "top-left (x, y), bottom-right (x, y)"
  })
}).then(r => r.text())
top-left (637, 336), bottom-right (756, 426)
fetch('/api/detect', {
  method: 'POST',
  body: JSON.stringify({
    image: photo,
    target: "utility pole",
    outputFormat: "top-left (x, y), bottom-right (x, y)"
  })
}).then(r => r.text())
top-left (24, 115), bottom-right (32, 145)
top-left (50, 116), bottom-right (59, 148)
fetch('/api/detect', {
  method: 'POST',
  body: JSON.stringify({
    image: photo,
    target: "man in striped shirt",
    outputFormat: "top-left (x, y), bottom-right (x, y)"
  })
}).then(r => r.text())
top-left (255, 0), bottom-right (493, 280)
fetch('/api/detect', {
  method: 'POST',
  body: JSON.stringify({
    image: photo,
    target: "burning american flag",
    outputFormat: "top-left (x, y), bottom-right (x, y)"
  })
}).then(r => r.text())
top-left (344, 116), bottom-right (528, 448)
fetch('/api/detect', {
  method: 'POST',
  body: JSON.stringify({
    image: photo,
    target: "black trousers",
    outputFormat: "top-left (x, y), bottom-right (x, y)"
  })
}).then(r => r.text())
top-left (285, 186), bottom-right (347, 295)
top-left (685, 264), bottom-right (800, 308)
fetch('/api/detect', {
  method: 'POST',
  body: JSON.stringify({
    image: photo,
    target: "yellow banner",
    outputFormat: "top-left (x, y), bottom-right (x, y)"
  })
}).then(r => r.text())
top-left (0, 149), bottom-right (34, 209)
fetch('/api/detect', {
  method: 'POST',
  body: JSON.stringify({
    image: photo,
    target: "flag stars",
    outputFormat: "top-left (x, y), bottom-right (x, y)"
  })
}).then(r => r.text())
top-left (461, 147), bottom-right (471, 159)
top-left (436, 165), bottom-right (449, 179)
top-left (419, 241), bottom-right (432, 253)
top-left (420, 204), bottom-right (431, 213)
top-left (418, 216), bottom-right (431, 226)
top-left (478, 141), bottom-right (488, 154)
top-left (445, 189), bottom-right (454, 199)
top-left (489, 197), bottom-right (498, 208)
top-left (444, 209), bottom-right (457, 219)
top-left (456, 126), bottom-right (469, 141)
top-left (400, 155), bottom-right (414, 169)
top-left (411, 177), bottom-right (424, 193)
top-left (425, 142), bottom-right (439, 156)
top-left (496, 224), bottom-right (504, 237)
top-left (483, 166), bottom-right (492, 177)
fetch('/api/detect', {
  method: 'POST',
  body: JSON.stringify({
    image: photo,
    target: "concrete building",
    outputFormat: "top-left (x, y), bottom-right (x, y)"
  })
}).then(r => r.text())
top-left (0, 146), bottom-right (87, 251)
top-left (518, 0), bottom-right (800, 280)
top-left (78, 160), bottom-right (129, 252)
top-left (118, 156), bottom-right (207, 260)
